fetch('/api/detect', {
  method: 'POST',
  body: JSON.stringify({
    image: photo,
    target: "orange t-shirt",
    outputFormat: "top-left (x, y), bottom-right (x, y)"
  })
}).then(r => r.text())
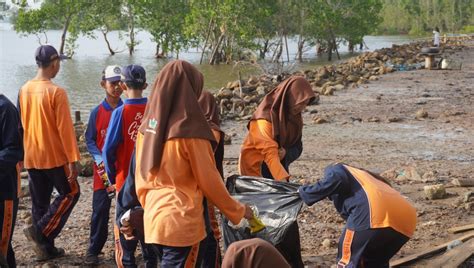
top-left (135, 134), bottom-right (245, 247)
top-left (18, 80), bottom-right (80, 169)
top-left (239, 119), bottom-right (289, 181)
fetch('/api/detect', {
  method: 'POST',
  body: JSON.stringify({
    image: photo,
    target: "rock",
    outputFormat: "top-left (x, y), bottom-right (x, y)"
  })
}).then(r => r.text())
top-left (369, 75), bottom-right (378, 81)
top-left (312, 116), bottom-right (328, 124)
top-left (323, 86), bottom-right (335, 96)
top-left (78, 155), bottom-right (94, 177)
top-left (424, 184), bottom-right (447, 200)
top-left (247, 76), bottom-right (259, 85)
top-left (309, 109), bottom-right (318, 114)
top-left (334, 84), bottom-right (345, 91)
top-left (397, 166), bottom-right (422, 181)
top-left (465, 202), bottom-right (474, 211)
top-left (256, 86), bottom-right (266, 96)
top-left (422, 170), bottom-right (438, 182)
top-left (321, 239), bottom-right (333, 249)
top-left (229, 80), bottom-right (243, 89)
top-left (415, 109), bottom-right (428, 119)
top-left (463, 191), bottom-right (474, 202)
top-left (387, 117), bottom-right (401, 123)
top-left (224, 134), bottom-right (232, 145)
top-left (347, 75), bottom-right (359, 82)
top-left (367, 117), bottom-right (380, 122)
top-left (217, 88), bottom-right (233, 99)
top-left (451, 178), bottom-right (474, 187)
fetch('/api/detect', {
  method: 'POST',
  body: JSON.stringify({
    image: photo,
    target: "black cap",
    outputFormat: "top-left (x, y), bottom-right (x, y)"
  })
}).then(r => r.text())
top-left (121, 65), bottom-right (146, 84)
top-left (35, 45), bottom-right (67, 65)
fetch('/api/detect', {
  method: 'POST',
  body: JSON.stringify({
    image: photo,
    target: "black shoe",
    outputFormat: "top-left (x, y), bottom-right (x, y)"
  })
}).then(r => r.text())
top-left (36, 247), bottom-right (65, 262)
top-left (84, 253), bottom-right (100, 265)
top-left (23, 225), bottom-right (49, 260)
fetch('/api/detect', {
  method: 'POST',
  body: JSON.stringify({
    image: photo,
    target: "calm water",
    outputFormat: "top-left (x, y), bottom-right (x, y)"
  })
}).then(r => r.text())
top-left (0, 22), bottom-right (414, 119)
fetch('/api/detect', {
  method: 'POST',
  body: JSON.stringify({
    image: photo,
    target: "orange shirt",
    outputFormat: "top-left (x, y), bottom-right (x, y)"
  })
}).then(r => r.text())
top-left (239, 119), bottom-right (289, 181)
top-left (344, 165), bottom-right (417, 237)
top-left (18, 80), bottom-right (80, 169)
top-left (135, 134), bottom-right (245, 247)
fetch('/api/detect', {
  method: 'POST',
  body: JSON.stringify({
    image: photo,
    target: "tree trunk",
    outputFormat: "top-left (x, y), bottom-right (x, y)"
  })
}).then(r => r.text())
top-left (327, 40), bottom-right (333, 61)
top-left (259, 39), bottom-right (270, 59)
top-left (296, 35), bottom-right (305, 62)
top-left (348, 42), bottom-right (354, 53)
top-left (272, 37), bottom-right (283, 63)
top-left (200, 17), bottom-right (214, 64)
top-left (59, 14), bottom-right (72, 55)
top-left (209, 33), bottom-right (225, 65)
top-left (127, 4), bottom-right (135, 56)
top-left (102, 30), bottom-right (115, 56)
top-left (284, 34), bottom-right (290, 63)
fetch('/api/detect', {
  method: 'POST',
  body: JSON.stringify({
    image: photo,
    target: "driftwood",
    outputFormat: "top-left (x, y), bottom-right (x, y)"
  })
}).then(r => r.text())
top-left (427, 238), bottom-right (474, 268)
top-left (390, 231), bottom-right (474, 267)
top-left (448, 224), bottom-right (474, 234)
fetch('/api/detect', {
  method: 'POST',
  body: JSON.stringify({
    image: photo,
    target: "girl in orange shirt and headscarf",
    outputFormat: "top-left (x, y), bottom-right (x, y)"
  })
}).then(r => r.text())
top-left (238, 76), bottom-right (315, 267)
top-left (134, 60), bottom-right (253, 267)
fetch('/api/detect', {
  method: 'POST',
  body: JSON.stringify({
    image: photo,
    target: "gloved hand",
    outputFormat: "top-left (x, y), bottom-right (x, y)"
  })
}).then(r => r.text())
top-left (248, 212), bottom-right (266, 234)
top-left (97, 162), bottom-right (115, 199)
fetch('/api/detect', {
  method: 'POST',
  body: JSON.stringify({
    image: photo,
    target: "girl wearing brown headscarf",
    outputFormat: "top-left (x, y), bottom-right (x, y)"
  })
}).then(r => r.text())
top-left (134, 60), bottom-right (253, 267)
top-left (238, 76), bottom-right (315, 181)
top-left (238, 76), bottom-right (314, 268)
top-left (222, 238), bottom-right (291, 268)
top-left (198, 90), bottom-right (225, 267)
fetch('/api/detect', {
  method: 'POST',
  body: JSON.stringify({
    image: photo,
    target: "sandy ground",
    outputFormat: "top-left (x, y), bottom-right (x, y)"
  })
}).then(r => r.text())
top-left (11, 42), bottom-right (474, 267)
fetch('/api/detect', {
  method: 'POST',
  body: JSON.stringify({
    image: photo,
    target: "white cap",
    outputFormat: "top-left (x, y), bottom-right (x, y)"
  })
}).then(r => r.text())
top-left (103, 65), bottom-right (122, 82)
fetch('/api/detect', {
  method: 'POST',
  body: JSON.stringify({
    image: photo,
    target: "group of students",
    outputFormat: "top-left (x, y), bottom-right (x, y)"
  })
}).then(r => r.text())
top-left (0, 44), bottom-right (418, 268)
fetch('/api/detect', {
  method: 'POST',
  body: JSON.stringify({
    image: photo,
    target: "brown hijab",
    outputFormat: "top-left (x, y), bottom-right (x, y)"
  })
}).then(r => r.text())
top-left (222, 238), bottom-right (291, 268)
top-left (198, 90), bottom-right (221, 132)
top-left (251, 76), bottom-right (315, 149)
top-left (138, 60), bottom-right (215, 179)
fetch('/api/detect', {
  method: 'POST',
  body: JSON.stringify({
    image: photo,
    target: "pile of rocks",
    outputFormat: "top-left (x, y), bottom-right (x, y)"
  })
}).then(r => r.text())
top-left (214, 36), bottom-right (472, 119)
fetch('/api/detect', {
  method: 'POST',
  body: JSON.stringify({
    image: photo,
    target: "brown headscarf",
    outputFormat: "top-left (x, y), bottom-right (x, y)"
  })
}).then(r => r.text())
top-left (198, 90), bottom-right (225, 177)
top-left (198, 90), bottom-right (221, 132)
top-left (222, 238), bottom-right (291, 268)
top-left (251, 76), bottom-right (315, 149)
top-left (138, 60), bottom-right (215, 179)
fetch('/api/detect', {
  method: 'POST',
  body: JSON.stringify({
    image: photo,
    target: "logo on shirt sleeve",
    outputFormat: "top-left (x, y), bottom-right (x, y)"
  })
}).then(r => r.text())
top-left (145, 118), bottom-right (157, 134)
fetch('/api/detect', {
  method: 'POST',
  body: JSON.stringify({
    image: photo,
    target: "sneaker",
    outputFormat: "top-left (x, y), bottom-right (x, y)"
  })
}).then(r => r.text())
top-left (36, 246), bottom-right (65, 262)
top-left (84, 253), bottom-right (100, 265)
top-left (23, 225), bottom-right (49, 259)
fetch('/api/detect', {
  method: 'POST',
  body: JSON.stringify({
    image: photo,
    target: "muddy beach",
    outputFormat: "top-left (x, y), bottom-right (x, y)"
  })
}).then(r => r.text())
top-left (11, 40), bottom-right (474, 267)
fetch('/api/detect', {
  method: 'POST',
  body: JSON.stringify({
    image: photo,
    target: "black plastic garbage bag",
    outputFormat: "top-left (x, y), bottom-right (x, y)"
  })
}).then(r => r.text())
top-left (222, 175), bottom-right (303, 247)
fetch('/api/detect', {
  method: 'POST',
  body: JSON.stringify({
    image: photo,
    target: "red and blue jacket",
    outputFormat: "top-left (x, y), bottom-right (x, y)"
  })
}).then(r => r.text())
top-left (102, 98), bottom-right (147, 192)
top-left (85, 99), bottom-right (123, 191)
top-left (298, 163), bottom-right (417, 238)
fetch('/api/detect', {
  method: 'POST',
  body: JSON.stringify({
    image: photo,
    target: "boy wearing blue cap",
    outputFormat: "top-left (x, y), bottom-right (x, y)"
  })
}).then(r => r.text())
top-left (18, 45), bottom-right (80, 261)
top-left (84, 65), bottom-right (124, 265)
top-left (102, 65), bottom-right (157, 267)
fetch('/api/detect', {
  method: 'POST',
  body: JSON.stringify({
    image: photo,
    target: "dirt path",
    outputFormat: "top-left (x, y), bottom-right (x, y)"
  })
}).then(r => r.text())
top-left (12, 43), bottom-right (474, 267)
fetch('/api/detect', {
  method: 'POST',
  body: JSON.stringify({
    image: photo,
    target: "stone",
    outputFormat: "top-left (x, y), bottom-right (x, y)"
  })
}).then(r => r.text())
top-left (387, 117), bottom-right (402, 123)
top-left (367, 117), bottom-right (380, 122)
top-left (78, 155), bottom-right (94, 177)
top-left (452, 178), bottom-right (474, 187)
top-left (322, 239), bottom-right (333, 249)
top-left (217, 88), bottom-right (233, 99)
top-left (397, 166), bottom-right (422, 181)
top-left (416, 109), bottom-right (428, 119)
top-left (463, 191), bottom-right (474, 203)
top-left (256, 86), bottom-right (266, 96)
top-left (369, 75), bottom-right (378, 81)
top-left (323, 86), bottom-right (335, 96)
top-left (334, 84), bottom-right (345, 91)
top-left (224, 134), bottom-right (232, 145)
top-left (424, 184), bottom-right (447, 200)
top-left (312, 116), bottom-right (328, 124)
top-left (248, 76), bottom-right (259, 85)
top-left (465, 202), bottom-right (474, 211)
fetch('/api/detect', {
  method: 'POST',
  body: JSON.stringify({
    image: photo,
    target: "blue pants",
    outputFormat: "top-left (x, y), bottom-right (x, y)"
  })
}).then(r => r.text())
top-left (199, 231), bottom-right (221, 268)
top-left (0, 198), bottom-right (18, 268)
top-left (337, 227), bottom-right (409, 268)
top-left (119, 232), bottom-right (158, 268)
top-left (87, 189), bottom-right (112, 255)
top-left (154, 242), bottom-right (201, 268)
top-left (28, 166), bottom-right (80, 251)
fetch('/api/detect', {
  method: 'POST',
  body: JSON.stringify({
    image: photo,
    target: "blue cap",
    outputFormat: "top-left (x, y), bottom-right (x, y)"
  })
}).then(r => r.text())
top-left (35, 45), bottom-right (67, 65)
top-left (121, 65), bottom-right (146, 84)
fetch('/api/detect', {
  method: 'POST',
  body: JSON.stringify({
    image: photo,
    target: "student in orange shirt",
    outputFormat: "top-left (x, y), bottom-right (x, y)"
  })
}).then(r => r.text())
top-left (131, 60), bottom-right (253, 267)
top-left (18, 45), bottom-right (80, 261)
top-left (239, 76), bottom-right (315, 182)
top-left (198, 90), bottom-right (225, 267)
top-left (238, 76), bottom-right (315, 267)
top-left (298, 163), bottom-right (417, 267)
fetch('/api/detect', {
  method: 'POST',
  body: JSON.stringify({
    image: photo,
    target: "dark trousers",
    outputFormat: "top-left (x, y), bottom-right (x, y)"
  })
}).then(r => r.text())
top-left (261, 139), bottom-right (303, 180)
top-left (119, 232), bottom-right (158, 268)
top-left (0, 198), bottom-right (18, 268)
top-left (87, 189), bottom-right (112, 255)
top-left (154, 242), bottom-right (201, 268)
top-left (337, 227), bottom-right (410, 268)
top-left (28, 166), bottom-right (80, 250)
top-left (199, 232), bottom-right (220, 268)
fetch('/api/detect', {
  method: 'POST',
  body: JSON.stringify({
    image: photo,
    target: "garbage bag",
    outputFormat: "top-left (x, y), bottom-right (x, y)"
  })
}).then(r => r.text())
top-left (222, 175), bottom-right (303, 248)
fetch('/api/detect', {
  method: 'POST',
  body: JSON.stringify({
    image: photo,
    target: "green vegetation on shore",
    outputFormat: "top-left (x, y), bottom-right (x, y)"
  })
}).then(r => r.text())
top-left (11, 0), bottom-right (474, 63)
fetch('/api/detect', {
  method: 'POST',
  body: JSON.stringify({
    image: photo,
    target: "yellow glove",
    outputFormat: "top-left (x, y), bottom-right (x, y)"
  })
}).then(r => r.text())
top-left (248, 213), bottom-right (266, 234)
